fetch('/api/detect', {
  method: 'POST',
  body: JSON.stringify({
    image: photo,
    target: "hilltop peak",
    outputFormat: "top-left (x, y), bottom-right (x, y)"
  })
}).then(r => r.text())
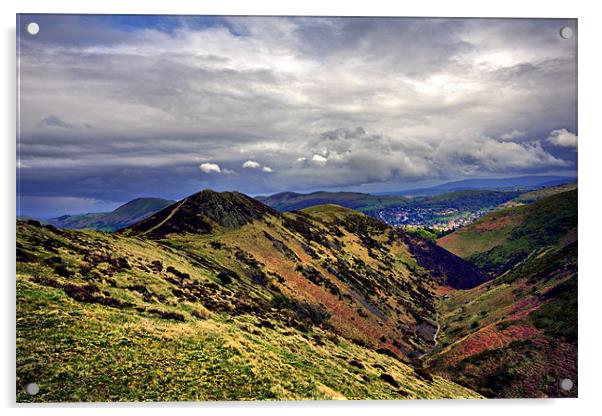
top-left (124, 189), bottom-right (279, 238)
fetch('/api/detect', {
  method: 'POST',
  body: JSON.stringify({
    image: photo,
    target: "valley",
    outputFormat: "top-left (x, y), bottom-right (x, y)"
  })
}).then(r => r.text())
top-left (431, 188), bottom-right (577, 397)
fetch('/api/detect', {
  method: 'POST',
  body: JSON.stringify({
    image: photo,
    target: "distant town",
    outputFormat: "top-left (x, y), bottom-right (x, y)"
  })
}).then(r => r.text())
top-left (377, 206), bottom-right (494, 232)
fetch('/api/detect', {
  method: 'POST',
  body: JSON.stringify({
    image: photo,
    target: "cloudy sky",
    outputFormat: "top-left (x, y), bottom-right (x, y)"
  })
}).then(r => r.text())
top-left (17, 15), bottom-right (577, 218)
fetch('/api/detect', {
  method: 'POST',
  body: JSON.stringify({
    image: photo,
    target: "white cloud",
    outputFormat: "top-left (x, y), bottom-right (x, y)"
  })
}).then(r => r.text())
top-left (242, 160), bottom-right (273, 172)
top-left (547, 129), bottom-right (578, 148)
top-left (500, 129), bottom-right (526, 141)
top-left (199, 162), bottom-right (221, 173)
top-left (311, 154), bottom-right (328, 166)
top-left (242, 160), bottom-right (261, 169)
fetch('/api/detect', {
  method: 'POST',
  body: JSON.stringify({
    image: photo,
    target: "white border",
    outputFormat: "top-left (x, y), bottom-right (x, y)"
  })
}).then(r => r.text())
top-left (2, 1), bottom-right (600, 415)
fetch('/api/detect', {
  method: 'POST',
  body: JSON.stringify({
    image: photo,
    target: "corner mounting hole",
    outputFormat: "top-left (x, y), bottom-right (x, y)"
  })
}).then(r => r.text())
top-left (560, 26), bottom-right (573, 40)
top-left (25, 382), bottom-right (40, 395)
top-left (560, 378), bottom-right (573, 391)
top-left (26, 22), bottom-right (40, 36)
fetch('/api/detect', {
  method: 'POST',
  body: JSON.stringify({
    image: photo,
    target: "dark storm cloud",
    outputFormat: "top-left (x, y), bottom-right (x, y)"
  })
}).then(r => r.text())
top-left (17, 15), bottom-right (577, 218)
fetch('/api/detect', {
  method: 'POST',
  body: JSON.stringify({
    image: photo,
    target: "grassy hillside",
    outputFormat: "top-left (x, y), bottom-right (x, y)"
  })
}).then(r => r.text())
top-left (437, 207), bottom-right (526, 259)
top-left (48, 198), bottom-right (175, 231)
top-left (438, 189), bottom-right (577, 274)
top-left (17, 265), bottom-right (477, 401)
top-left (512, 182), bottom-right (577, 204)
top-left (427, 190), bottom-right (577, 398)
top-left (16, 193), bottom-right (483, 401)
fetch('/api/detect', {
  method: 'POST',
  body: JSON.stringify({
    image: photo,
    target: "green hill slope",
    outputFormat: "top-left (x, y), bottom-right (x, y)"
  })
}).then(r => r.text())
top-left (16, 192), bottom-right (484, 402)
top-left (438, 189), bottom-right (577, 274)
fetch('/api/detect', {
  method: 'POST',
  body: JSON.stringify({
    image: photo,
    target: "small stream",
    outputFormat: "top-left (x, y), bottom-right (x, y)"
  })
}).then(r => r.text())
top-left (417, 312), bottom-right (440, 360)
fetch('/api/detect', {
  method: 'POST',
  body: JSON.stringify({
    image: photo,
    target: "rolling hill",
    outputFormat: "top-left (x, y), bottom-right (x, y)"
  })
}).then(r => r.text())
top-left (258, 189), bottom-right (520, 217)
top-left (256, 191), bottom-right (408, 213)
top-left (48, 197), bottom-right (175, 231)
top-left (16, 190), bottom-right (485, 402)
top-left (428, 189), bottom-right (577, 398)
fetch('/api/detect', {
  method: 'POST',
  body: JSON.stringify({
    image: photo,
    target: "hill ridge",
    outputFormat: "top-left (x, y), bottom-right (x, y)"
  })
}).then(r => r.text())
top-left (124, 189), bottom-right (280, 238)
top-left (47, 197), bottom-right (175, 231)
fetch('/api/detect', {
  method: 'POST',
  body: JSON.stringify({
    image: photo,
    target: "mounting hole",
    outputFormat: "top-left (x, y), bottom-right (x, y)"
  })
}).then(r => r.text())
top-left (560, 26), bottom-right (573, 40)
top-left (25, 382), bottom-right (40, 395)
top-left (560, 378), bottom-right (573, 391)
top-left (26, 22), bottom-right (40, 36)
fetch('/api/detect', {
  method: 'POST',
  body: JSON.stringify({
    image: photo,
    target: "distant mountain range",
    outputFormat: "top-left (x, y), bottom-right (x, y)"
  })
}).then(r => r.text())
top-left (48, 197), bottom-right (175, 231)
top-left (258, 189), bottom-right (521, 216)
top-left (43, 176), bottom-right (575, 232)
top-left (256, 191), bottom-right (408, 213)
top-left (382, 175), bottom-right (576, 196)
top-left (258, 175), bottom-right (575, 213)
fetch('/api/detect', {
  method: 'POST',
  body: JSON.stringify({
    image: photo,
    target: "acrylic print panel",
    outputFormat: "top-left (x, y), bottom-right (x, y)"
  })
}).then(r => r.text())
top-left (16, 14), bottom-right (577, 402)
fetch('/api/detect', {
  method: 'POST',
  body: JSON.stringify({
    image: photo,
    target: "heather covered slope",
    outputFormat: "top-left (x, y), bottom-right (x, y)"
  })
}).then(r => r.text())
top-left (427, 190), bottom-right (577, 398)
top-left (427, 244), bottom-right (577, 398)
top-left (124, 198), bottom-right (485, 357)
top-left (48, 197), bottom-right (175, 231)
top-left (16, 195), bottom-right (484, 401)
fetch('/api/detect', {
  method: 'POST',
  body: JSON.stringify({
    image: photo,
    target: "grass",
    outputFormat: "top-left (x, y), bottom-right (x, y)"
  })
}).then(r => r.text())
top-left (437, 206), bottom-right (525, 259)
top-left (16, 278), bottom-right (479, 402)
top-left (513, 182), bottom-right (577, 204)
top-left (17, 185), bottom-right (577, 401)
top-left (438, 189), bottom-right (577, 274)
top-left (16, 212), bottom-right (481, 402)
top-left (528, 277), bottom-right (577, 342)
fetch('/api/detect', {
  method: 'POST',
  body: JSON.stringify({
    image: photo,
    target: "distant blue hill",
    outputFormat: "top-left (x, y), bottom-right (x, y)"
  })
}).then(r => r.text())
top-left (381, 175), bottom-right (576, 196)
top-left (47, 197), bottom-right (175, 231)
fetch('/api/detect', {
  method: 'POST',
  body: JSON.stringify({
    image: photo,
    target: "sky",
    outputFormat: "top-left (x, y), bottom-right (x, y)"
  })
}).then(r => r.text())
top-left (17, 15), bottom-right (577, 218)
